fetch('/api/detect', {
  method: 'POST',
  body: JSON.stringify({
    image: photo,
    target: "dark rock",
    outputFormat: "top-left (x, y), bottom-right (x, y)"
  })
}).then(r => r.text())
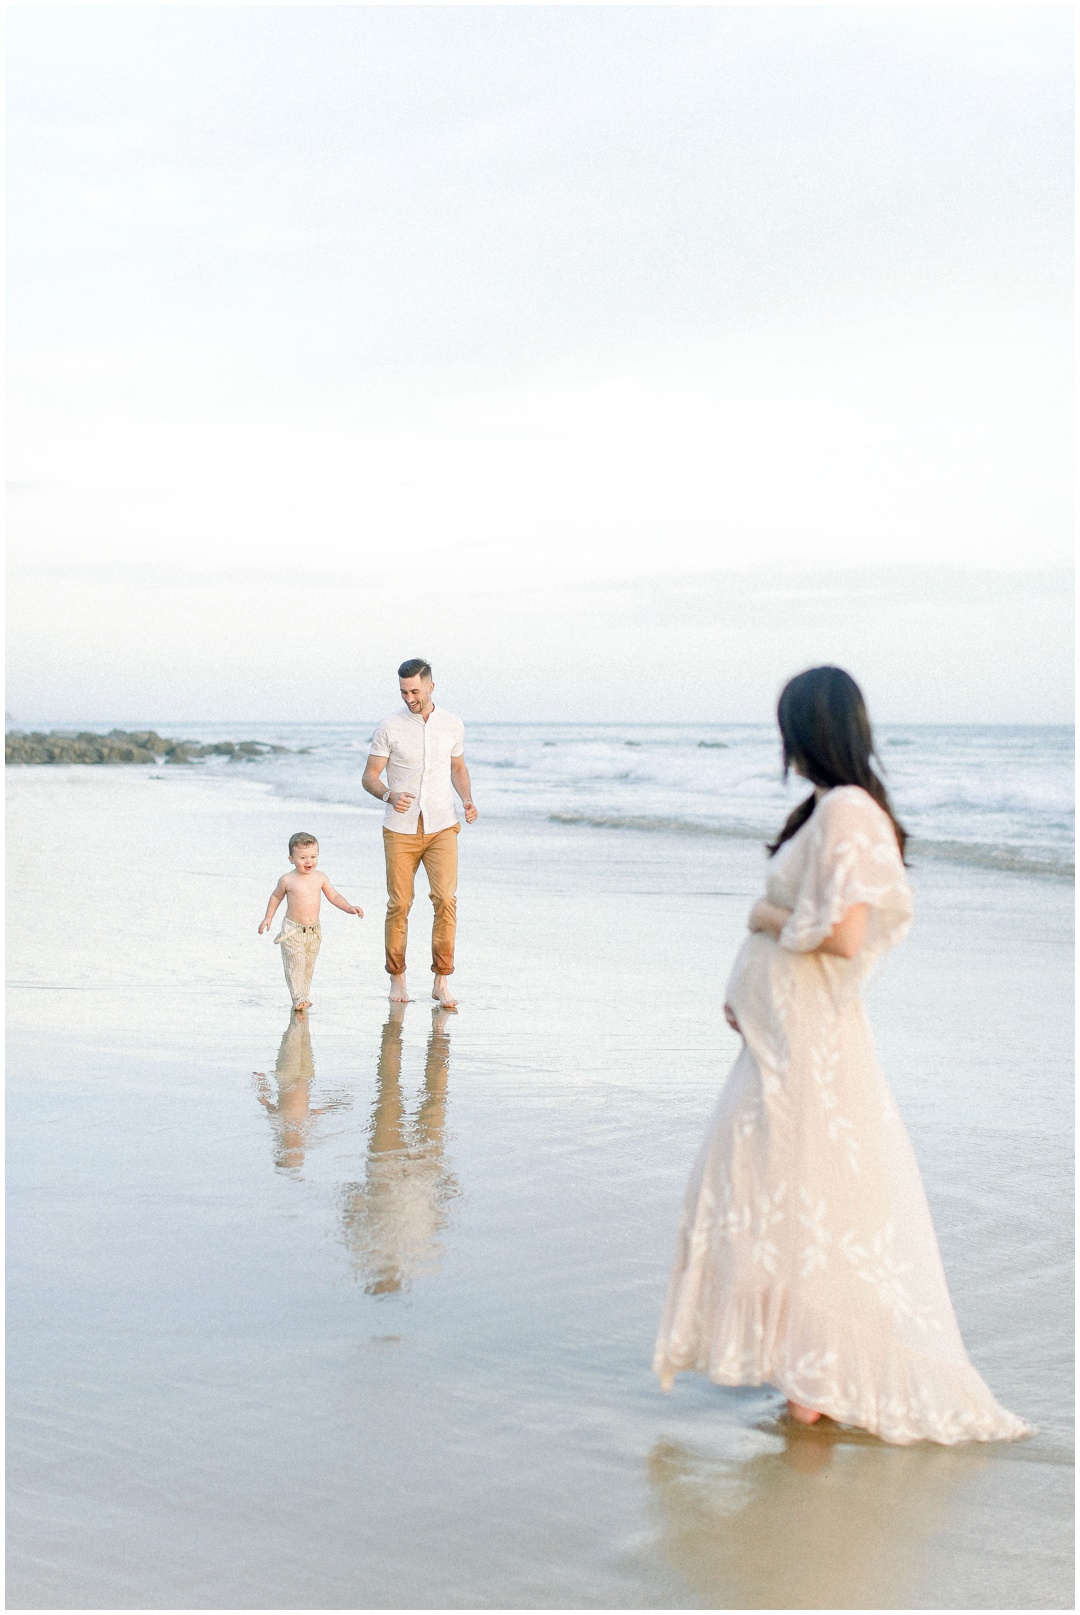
top-left (7, 728), bottom-right (291, 766)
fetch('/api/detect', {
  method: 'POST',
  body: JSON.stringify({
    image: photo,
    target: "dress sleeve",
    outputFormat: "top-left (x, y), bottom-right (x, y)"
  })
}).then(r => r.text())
top-left (778, 787), bottom-right (913, 957)
top-left (369, 721), bottom-right (391, 758)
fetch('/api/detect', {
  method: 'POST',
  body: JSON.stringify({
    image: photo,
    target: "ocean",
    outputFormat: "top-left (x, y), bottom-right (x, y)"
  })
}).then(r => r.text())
top-left (164, 718), bottom-right (1074, 880)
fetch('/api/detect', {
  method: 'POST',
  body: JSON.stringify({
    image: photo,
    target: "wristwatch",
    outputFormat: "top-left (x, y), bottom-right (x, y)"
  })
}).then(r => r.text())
top-left (382, 790), bottom-right (392, 803)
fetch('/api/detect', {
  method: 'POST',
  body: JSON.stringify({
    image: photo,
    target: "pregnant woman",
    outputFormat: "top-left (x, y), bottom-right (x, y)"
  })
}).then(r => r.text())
top-left (653, 666), bottom-right (1032, 1445)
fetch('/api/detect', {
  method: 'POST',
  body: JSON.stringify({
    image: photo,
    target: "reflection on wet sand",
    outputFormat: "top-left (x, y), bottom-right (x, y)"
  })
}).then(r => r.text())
top-left (340, 1004), bottom-right (460, 1295)
top-left (647, 1418), bottom-right (989, 1610)
top-left (253, 1012), bottom-right (352, 1176)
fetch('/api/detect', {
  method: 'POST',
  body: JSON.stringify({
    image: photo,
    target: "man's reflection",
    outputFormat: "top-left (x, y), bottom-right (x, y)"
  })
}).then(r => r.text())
top-left (339, 1004), bottom-right (460, 1294)
top-left (646, 1419), bottom-right (988, 1610)
top-left (253, 1011), bottom-right (351, 1176)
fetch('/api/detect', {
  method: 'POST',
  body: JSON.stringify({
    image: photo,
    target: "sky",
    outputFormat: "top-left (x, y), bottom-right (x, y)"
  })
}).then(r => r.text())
top-left (6, 4), bottom-right (1074, 725)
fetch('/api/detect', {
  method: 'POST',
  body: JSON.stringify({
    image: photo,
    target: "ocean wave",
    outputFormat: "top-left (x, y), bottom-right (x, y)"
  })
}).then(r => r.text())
top-left (548, 812), bottom-right (764, 841)
top-left (909, 838), bottom-right (1074, 880)
top-left (548, 812), bottom-right (1074, 879)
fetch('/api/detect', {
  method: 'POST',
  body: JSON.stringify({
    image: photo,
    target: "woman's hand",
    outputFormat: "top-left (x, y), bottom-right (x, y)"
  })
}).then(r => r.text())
top-left (747, 898), bottom-right (792, 937)
top-left (723, 1002), bottom-right (742, 1036)
top-left (747, 900), bottom-right (770, 933)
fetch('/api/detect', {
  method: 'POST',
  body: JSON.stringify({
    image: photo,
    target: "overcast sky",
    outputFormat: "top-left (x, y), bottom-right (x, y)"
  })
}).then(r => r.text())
top-left (7, 4), bottom-right (1073, 725)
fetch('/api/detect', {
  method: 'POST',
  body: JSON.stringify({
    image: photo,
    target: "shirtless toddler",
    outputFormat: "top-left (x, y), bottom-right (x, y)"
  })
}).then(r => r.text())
top-left (259, 832), bottom-right (363, 1010)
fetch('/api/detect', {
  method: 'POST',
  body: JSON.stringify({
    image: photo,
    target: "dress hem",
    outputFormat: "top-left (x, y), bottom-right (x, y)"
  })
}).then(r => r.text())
top-left (652, 1356), bottom-right (1036, 1447)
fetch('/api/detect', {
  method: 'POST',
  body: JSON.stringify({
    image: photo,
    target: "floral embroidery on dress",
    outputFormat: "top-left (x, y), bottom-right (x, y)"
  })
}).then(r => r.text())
top-left (839, 1222), bottom-right (942, 1334)
top-left (748, 1183), bottom-right (787, 1275)
top-left (797, 1187), bottom-right (831, 1278)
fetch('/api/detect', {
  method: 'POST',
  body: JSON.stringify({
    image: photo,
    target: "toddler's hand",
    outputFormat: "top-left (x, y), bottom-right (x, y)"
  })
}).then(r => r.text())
top-left (258, 920), bottom-right (270, 935)
top-left (352, 906), bottom-right (364, 918)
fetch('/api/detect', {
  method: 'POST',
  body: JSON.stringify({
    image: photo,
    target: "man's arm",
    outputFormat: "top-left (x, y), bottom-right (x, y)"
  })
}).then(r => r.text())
top-left (362, 753), bottom-right (413, 815)
top-left (450, 755), bottom-right (478, 823)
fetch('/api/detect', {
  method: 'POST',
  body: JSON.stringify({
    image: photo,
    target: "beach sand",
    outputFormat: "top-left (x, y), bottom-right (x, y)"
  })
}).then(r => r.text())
top-left (6, 764), bottom-right (1073, 1609)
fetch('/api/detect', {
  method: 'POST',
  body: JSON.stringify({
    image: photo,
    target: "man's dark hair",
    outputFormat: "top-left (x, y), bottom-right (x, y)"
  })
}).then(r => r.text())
top-left (398, 658), bottom-right (433, 681)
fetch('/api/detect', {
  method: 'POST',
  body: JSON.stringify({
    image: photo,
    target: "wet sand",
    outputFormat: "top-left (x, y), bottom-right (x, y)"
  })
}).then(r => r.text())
top-left (6, 765), bottom-right (1073, 1609)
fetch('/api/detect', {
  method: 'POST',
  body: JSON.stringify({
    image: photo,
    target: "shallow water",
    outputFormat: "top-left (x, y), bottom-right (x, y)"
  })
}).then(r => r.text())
top-left (6, 765), bottom-right (1074, 1608)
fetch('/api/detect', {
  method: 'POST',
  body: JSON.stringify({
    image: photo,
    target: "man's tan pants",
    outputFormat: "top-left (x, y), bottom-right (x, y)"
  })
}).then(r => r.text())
top-left (383, 815), bottom-right (459, 976)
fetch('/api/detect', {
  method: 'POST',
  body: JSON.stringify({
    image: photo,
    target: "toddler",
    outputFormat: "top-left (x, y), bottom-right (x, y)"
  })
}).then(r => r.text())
top-left (259, 832), bottom-right (363, 1010)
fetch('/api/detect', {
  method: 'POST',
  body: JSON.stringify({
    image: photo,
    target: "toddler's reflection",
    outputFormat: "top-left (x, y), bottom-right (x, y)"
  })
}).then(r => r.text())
top-left (253, 1011), bottom-right (352, 1176)
top-left (647, 1419), bottom-right (987, 1610)
top-left (339, 1004), bottom-right (460, 1295)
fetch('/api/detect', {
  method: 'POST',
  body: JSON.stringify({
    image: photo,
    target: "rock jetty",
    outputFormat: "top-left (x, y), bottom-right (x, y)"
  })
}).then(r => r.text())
top-left (5, 729), bottom-right (289, 766)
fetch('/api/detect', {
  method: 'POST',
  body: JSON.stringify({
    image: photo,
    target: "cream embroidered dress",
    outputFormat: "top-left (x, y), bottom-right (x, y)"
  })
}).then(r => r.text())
top-left (653, 785), bottom-right (1032, 1446)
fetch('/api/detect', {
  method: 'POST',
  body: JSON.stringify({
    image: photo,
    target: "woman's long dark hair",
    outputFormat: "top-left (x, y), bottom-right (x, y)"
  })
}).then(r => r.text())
top-left (767, 666), bottom-right (907, 860)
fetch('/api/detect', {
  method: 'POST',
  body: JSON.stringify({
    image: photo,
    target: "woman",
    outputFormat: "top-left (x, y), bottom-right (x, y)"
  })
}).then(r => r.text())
top-left (653, 666), bottom-right (1031, 1445)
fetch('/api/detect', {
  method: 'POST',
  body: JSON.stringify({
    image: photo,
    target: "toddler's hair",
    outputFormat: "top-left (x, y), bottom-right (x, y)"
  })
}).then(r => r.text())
top-left (288, 831), bottom-right (319, 854)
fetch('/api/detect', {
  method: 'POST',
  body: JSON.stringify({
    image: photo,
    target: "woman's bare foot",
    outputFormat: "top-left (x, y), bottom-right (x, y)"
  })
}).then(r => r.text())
top-left (389, 975), bottom-right (409, 1003)
top-left (432, 975), bottom-right (458, 1009)
top-left (787, 1400), bottom-right (822, 1425)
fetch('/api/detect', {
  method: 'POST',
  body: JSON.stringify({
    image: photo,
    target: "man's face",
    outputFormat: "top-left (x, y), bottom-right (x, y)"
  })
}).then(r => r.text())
top-left (290, 842), bottom-right (319, 872)
top-left (400, 675), bottom-right (433, 714)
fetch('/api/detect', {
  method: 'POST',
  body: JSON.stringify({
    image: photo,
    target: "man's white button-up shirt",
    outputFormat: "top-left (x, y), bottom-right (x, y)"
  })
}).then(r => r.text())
top-left (369, 705), bottom-right (466, 836)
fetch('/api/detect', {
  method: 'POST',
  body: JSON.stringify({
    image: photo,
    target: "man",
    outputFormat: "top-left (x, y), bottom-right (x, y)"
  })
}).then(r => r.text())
top-left (362, 659), bottom-right (478, 1008)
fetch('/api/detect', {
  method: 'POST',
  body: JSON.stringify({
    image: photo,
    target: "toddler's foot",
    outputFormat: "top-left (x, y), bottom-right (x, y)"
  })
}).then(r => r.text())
top-left (294, 998), bottom-right (311, 1012)
top-left (787, 1400), bottom-right (822, 1425)
top-left (389, 974), bottom-right (409, 1003)
top-left (432, 975), bottom-right (458, 1009)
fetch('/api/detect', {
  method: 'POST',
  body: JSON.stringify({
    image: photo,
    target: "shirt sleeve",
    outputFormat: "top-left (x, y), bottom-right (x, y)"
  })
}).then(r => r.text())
top-left (778, 787), bottom-right (912, 957)
top-left (369, 721), bottom-right (391, 758)
top-left (450, 721), bottom-right (465, 760)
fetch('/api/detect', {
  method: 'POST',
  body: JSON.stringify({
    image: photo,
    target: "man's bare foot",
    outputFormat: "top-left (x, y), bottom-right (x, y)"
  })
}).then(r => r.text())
top-left (787, 1400), bottom-right (822, 1425)
top-left (389, 974), bottom-right (409, 1003)
top-left (432, 975), bottom-right (458, 1009)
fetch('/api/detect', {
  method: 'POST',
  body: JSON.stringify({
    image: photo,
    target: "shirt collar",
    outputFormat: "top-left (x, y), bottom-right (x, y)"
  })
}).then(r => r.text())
top-left (401, 702), bottom-right (437, 722)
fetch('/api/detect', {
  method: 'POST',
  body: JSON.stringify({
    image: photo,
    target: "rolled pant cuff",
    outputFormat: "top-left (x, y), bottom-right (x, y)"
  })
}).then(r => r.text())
top-left (384, 963), bottom-right (455, 975)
